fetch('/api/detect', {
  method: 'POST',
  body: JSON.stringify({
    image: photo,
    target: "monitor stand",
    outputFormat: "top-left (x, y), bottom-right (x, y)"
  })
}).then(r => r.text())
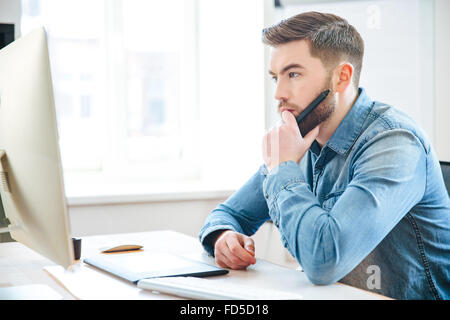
top-left (0, 284), bottom-right (63, 300)
top-left (0, 149), bottom-right (20, 235)
top-left (0, 150), bottom-right (11, 193)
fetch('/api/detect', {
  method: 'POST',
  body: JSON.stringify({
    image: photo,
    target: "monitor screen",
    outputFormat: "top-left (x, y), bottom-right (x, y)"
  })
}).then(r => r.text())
top-left (0, 24), bottom-right (14, 50)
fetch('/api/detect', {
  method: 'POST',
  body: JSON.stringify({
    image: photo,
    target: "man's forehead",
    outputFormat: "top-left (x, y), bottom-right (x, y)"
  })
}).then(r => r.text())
top-left (269, 40), bottom-right (314, 73)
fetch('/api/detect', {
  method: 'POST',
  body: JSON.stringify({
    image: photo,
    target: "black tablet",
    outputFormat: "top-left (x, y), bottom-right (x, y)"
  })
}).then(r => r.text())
top-left (84, 251), bottom-right (228, 284)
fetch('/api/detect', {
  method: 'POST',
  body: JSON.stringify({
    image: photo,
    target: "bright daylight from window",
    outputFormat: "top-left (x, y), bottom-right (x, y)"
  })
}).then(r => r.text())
top-left (20, 0), bottom-right (265, 199)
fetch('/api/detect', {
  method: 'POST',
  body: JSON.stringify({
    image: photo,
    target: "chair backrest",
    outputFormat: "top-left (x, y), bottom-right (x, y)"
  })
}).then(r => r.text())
top-left (440, 161), bottom-right (450, 196)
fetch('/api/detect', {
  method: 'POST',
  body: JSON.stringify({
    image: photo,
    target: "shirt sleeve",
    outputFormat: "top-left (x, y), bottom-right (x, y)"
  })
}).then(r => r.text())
top-left (262, 129), bottom-right (427, 284)
top-left (198, 165), bottom-right (271, 256)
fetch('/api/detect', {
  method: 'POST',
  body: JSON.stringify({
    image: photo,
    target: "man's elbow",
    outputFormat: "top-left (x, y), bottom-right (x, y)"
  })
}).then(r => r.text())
top-left (300, 214), bottom-right (343, 285)
top-left (306, 270), bottom-right (339, 286)
top-left (301, 256), bottom-right (343, 285)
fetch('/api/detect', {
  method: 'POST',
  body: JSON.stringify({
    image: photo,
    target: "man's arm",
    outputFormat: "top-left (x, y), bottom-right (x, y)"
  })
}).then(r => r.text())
top-left (198, 164), bottom-right (270, 257)
top-left (263, 129), bottom-right (427, 284)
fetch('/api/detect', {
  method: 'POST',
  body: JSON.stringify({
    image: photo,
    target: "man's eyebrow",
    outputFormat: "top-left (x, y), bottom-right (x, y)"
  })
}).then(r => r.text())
top-left (268, 63), bottom-right (305, 76)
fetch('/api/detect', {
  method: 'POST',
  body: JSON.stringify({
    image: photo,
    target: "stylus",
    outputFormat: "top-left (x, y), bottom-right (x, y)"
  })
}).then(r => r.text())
top-left (296, 89), bottom-right (330, 126)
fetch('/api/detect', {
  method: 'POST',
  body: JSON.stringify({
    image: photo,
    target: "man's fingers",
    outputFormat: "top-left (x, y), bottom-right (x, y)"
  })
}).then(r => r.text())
top-left (214, 232), bottom-right (256, 269)
top-left (229, 236), bottom-right (256, 264)
top-left (222, 241), bottom-right (252, 269)
top-left (215, 240), bottom-right (236, 269)
top-left (302, 125), bottom-right (320, 144)
top-left (226, 238), bottom-right (256, 267)
top-left (244, 238), bottom-right (255, 256)
top-left (215, 250), bottom-right (233, 269)
top-left (281, 110), bottom-right (298, 130)
top-left (262, 133), bottom-right (269, 162)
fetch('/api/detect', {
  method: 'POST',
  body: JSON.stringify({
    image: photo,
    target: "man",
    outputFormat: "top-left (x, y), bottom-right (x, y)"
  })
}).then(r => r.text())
top-left (198, 11), bottom-right (450, 300)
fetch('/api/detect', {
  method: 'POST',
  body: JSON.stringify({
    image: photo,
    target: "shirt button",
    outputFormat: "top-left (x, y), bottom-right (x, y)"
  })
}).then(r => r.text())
top-left (264, 194), bottom-right (269, 199)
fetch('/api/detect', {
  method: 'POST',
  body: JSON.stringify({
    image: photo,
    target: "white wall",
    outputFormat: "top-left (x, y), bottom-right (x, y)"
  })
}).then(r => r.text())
top-left (434, 0), bottom-right (450, 162)
top-left (68, 198), bottom-right (224, 238)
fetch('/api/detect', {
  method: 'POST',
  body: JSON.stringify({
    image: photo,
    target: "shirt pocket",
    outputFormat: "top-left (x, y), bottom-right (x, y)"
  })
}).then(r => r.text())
top-left (321, 191), bottom-right (344, 211)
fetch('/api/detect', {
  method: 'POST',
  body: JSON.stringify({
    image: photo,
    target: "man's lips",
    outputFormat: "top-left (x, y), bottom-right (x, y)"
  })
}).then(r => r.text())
top-left (280, 107), bottom-right (297, 117)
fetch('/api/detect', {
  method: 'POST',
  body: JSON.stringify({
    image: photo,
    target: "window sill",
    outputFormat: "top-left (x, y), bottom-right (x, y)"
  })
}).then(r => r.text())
top-left (64, 173), bottom-right (236, 206)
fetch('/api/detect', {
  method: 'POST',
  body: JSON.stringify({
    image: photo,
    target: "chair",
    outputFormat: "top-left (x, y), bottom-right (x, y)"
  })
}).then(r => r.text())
top-left (440, 161), bottom-right (450, 195)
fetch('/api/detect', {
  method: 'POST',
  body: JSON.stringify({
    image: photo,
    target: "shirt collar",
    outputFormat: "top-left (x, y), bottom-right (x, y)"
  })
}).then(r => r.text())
top-left (322, 87), bottom-right (373, 156)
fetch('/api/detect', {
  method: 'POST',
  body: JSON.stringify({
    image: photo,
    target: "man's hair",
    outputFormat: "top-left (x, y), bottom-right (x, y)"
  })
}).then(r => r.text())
top-left (262, 11), bottom-right (364, 88)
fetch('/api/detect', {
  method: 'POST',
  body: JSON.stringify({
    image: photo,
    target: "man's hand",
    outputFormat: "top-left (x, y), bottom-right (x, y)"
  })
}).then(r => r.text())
top-left (213, 230), bottom-right (256, 270)
top-left (262, 110), bottom-right (319, 171)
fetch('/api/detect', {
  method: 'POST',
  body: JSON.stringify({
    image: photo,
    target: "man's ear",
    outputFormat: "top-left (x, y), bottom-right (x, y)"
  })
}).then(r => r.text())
top-left (332, 62), bottom-right (354, 93)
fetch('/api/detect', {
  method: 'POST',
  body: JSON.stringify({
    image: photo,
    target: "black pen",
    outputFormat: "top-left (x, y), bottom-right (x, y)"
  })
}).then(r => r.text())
top-left (296, 89), bottom-right (330, 127)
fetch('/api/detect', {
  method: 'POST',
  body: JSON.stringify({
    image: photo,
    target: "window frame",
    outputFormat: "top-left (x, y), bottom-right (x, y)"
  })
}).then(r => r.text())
top-left (100, 0), bottom-right (201, 181)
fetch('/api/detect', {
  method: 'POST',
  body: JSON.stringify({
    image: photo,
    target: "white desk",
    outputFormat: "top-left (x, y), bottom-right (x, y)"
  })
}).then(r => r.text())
top-left (0, 230), bottom-right (387, 300)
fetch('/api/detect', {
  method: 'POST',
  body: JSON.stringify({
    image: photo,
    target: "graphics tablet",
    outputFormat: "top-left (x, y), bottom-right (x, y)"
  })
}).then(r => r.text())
top-left (84, 251), bottom-right (228, 283)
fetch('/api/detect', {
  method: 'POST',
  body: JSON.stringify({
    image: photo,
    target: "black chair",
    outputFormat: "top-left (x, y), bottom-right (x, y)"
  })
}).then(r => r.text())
top-left (440, 161), bottom-right (450, 196)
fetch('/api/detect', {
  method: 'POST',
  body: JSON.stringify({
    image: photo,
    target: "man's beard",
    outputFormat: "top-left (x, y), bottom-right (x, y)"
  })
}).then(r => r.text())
top-left (279, 77), bottom-right (336, 136)
top-left (298, 85), bottom-right (336, 136)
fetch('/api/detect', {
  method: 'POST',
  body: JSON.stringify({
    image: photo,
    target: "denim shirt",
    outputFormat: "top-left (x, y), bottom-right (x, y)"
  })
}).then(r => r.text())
top-left (198, 88), bottom-right (450, 300)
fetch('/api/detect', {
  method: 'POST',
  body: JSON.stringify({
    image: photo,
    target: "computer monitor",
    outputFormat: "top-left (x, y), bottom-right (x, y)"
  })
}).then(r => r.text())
top-left (0, 27), bottom-right (74, 269)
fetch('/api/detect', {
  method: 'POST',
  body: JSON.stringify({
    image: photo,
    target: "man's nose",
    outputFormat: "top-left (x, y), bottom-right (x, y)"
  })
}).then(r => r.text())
top-left (274, 81), bottom-right (289, 102)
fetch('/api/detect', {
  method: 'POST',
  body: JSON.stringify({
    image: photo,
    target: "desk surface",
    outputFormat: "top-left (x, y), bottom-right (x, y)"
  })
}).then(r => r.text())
top-left (0, 230), bottom-right (388, 300)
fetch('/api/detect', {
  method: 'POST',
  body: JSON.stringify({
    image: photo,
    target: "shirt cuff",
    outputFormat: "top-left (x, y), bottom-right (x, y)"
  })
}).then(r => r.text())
top-left (262, 160), bottom-right (307, 206)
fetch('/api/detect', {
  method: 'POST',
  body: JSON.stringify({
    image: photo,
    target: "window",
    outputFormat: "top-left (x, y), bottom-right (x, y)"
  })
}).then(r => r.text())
top-left (21, 0), bottom-right (199, 181)
top-left (22, 0), bottom-right (109, 171)
top-left (21, 0), bottom-right (266, 196)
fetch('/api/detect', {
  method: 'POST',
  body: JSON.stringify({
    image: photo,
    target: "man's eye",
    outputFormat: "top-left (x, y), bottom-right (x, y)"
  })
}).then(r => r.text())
top-left (271, 76), bottom-right (278, 83)
top-left (289, 72), bottom-right (300, 78)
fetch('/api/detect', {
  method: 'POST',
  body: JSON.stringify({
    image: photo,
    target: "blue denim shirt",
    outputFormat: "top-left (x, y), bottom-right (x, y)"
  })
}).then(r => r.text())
top-left (199, 88), bottom-right (450, 300)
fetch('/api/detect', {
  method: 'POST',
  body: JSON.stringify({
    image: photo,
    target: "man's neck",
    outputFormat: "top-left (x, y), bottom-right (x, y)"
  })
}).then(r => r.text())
top-left (316, 87), bottom-right (359, 148)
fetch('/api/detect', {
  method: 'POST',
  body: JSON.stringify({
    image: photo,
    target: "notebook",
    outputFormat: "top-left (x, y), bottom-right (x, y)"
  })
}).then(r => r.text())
top-left (83, 251), bottom-right (228, 283)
